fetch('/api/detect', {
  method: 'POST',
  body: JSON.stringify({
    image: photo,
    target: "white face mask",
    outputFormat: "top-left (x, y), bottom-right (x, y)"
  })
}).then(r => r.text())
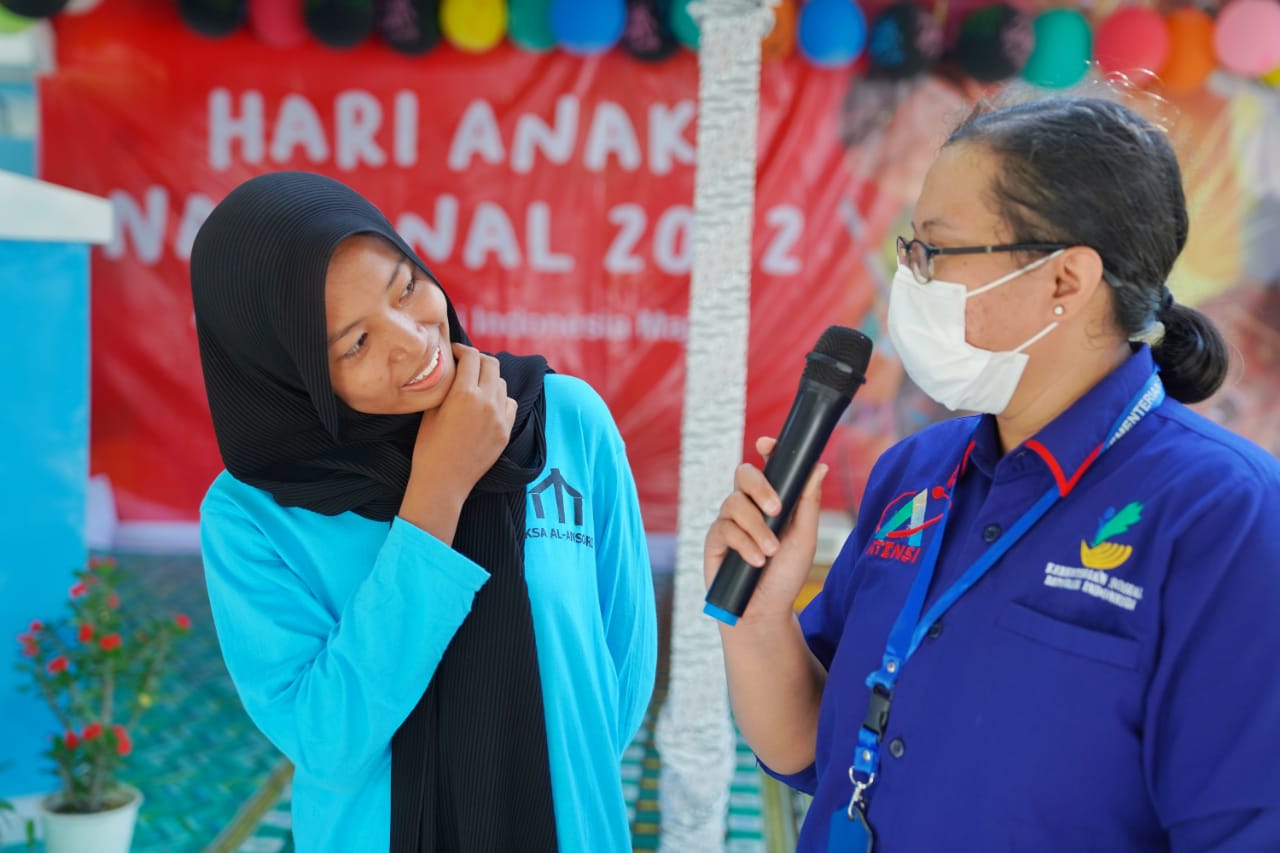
top-left (887, 251), bottom-right (1064, 414)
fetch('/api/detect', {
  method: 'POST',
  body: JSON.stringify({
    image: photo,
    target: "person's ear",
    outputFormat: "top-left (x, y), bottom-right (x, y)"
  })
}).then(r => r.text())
top-left (1048, 246), bottom-right (1105, 321)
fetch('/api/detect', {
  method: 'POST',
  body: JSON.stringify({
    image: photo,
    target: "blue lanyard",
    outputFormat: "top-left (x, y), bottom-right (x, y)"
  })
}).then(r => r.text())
top-left (845, 371), bottom-right (1165, 808)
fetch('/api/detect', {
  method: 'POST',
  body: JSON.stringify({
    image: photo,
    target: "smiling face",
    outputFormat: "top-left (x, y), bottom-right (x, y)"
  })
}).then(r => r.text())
top-left (323, 234), bottom-right (456, 416)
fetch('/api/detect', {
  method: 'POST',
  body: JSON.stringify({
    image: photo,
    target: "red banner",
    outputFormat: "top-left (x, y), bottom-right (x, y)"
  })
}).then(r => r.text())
top-left (40, 3), bottom-right (883, 531)
top-left (41, 4), bottom-right (1280, 534)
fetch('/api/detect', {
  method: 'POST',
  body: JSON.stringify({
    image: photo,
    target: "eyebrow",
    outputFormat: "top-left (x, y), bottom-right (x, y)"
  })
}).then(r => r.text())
top-left (326, 257), bottom-right (408, 347)
top-left (914, 217), bottom-right (953, 235)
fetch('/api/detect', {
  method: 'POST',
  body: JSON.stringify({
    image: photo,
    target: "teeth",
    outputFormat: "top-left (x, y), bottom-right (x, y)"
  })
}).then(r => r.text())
top-left (407, 348), bottom-right (439, 386)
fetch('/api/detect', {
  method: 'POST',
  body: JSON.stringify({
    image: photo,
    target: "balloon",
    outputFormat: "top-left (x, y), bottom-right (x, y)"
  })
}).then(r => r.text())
top-left (440, 0), bottom-right (506, 52)
top-left (1094, 6), bottom-right (1168, 77)
top-left (0, 0), bottom-right (66, 16)
top-left (1213, 0), bottom-right (1280, 77)
top-left (669, 0), bottom-right (697, 50)
top-left (179, 0), bottom-right (247, 38)
top-left (304, 0), bottom-right (373, 48)
top-left (377, 0), bottom-right (440, 54)
top-left (761, 0), bottom-right (796, 62)
top-left (251, 0), bottom-right (307, 48)
top-left (0, 5), bottom-right (35, 33)
top-left (1265, 62), bottom-right (1280, 87)
top-left (1022, 8), bottom-right (1091, 88)
top-left (551, 0), bottom-right (625, 55)
top-left (509, 0), bottom-right (555, 52)
top-left (865, 1), bottom-right (941, 80)
top-left (797, 0), bottom-right (866, 69)
top-left (621, 0), bottom-right (678, 62)
top-left (1159, 7), bottom-right (1215, 94)
top-left (952, 3), bottom-right (1032, 83)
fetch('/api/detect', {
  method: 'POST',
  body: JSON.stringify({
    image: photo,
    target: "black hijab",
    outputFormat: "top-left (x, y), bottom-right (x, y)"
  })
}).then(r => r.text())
top-left (191, 172), bottom-right (558, 852)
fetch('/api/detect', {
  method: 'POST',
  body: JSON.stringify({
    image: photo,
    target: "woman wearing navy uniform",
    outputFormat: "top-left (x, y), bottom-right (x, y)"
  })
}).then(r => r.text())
top-left (706, 97), bottom-right (1280, 851)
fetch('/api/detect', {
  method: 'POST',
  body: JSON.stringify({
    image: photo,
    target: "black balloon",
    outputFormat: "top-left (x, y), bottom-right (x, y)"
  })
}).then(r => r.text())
top-left (305, 0), bottom-right (375, 49)
top-left (866, 1), bottom-right (942, 80)
top-left (0, 0), bottom-right (69, 17)
top-left (377, 0), bottom-right (440, 54)
top-left (621, 0), bottom-right (678, 63)
top-left (951, 3), bottom-right (1032, 83)
top-left (178, 0), bottom-right (247, 38)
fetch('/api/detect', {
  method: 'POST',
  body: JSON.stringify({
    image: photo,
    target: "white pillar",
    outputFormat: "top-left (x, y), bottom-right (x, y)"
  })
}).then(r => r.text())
top-left (655, 2), bottom-right (775, 851)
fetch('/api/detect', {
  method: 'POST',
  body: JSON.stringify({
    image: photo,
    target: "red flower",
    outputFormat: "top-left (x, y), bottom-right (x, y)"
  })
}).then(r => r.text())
top-left (99, 634), bottom-right (122, 652)
top-left (63, 730), bottom-right (80, 750)
top-left (107, 593), bottom-right (120, 609)
top-left (82, 723), bottom-right (103, 741)
top-left (69, 582), bottom-right (88, 598)
top-left (112, 725), bottom-right (132, 756)
top-left (47, 656), bottom-right (68, 674)
top-left (78, 623), bottom-right (94, 643)
top-left (28, 620), bottom-right (43, 633)
top-left (174, 614), bottom-right (192, 632)
top-left (21, 643), bottom-right (37, 658)
top-left (16, 632), bottom-right (32, 646)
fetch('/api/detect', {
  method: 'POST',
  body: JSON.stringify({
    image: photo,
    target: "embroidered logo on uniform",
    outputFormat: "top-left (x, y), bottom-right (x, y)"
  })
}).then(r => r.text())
top-left (1043, 502), bottom-right (1145, 610)
top-left (865, 485), bottom-right (949, 564)
top-left (527, 468), bottom-right (594, 548)
top-left (1080, 502), bottom-right (1143, 570)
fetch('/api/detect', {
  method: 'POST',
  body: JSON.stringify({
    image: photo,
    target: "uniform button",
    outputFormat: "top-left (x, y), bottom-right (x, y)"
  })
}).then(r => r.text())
top-left (982, 524), bottom-right (1002, 543)
top-left (888, 738), bottom-right (906, 759)
top-left (927, 620), bottom-right (943, 640)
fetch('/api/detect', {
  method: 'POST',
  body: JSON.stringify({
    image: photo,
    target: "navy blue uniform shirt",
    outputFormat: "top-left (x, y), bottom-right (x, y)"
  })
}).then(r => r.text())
top-left (767, 346), bottom-right (1280, 851)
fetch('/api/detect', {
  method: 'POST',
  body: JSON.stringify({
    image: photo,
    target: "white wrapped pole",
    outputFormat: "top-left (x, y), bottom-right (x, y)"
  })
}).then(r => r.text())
top-left (655, 2), bottom-right (776, 850)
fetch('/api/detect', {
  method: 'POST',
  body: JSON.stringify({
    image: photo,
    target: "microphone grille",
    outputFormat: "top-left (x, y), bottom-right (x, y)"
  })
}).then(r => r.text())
top-left (802, 326), bottom-right (873, 397)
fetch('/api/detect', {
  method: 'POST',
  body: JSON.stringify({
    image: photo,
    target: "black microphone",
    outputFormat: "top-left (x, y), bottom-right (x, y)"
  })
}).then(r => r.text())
top-left (704, 325), bottom-right (873, 626)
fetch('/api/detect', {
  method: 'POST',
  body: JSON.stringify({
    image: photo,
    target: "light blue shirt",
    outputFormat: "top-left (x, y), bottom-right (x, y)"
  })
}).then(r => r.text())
top-left (200, 375), bottom-right (657, 851)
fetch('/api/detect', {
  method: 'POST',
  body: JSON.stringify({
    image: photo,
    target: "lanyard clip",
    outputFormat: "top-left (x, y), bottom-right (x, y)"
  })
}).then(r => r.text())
top-left (861, 684), bottom-right (893, 740)
top-left (847, 766), bottom-right (876, 817)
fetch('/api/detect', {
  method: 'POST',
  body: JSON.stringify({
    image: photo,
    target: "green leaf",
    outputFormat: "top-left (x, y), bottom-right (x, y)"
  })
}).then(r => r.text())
top-left (1093, 502), bottom-right (1143, 546)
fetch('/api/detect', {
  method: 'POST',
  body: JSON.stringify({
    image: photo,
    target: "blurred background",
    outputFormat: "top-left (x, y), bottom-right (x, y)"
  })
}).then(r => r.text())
top-left (1, 0), bottom-right (1277, 849)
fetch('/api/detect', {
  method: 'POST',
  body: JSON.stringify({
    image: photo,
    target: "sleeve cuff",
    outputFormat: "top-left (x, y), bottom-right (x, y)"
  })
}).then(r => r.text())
top-left (757, 756), bottom-right (819, 795)
top-left (386, 516), bottom-right (490, 593)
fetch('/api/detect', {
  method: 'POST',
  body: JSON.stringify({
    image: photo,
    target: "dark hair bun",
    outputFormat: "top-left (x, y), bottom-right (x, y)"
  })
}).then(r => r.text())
top-left (1153, 302), bottom-right (1229, 404)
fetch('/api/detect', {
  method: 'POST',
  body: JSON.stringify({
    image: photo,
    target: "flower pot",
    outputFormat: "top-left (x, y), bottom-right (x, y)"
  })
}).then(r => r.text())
top-left (37, 784), bottom-right (143, 853)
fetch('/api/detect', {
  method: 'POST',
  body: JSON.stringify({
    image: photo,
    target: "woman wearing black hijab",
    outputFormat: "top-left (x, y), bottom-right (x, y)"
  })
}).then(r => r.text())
top-left (191, 171), bottom-right (657, 852)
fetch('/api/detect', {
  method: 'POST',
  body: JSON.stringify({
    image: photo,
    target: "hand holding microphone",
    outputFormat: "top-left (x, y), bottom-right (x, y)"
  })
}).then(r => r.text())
top-left (704, 326), bottom-right (872, 626)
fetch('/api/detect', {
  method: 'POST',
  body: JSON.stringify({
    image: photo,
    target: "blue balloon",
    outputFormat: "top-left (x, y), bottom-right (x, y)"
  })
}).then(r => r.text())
top-left (797, 0), bottom-right (867, 68)
top-left (551, 0), bottom-right (626, 55)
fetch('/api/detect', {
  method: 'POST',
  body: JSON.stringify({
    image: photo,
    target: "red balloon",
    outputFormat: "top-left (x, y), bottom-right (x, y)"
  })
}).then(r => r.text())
top-left (1094, 6), bottom-right (1169, 77)
top-left (251, 0), bottom-right (308, 48)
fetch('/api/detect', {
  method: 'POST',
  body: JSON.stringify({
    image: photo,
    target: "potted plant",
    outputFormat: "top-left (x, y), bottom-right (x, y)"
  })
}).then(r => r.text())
top-left (13, 557), bottom-right (189, 853)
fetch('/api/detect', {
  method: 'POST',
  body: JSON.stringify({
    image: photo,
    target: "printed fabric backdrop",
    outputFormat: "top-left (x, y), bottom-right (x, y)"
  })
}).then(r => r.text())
top-left (39, 3), bottom-right (1280, 533)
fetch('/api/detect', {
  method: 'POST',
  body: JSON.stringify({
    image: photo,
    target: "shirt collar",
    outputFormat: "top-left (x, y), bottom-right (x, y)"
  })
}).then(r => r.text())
top-left (967, 345), bottom-right (1157, 494)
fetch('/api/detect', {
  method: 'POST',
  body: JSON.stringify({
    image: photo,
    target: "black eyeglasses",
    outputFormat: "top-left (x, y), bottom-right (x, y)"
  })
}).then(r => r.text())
top-left (896, 236), bottom-right (1071, 285)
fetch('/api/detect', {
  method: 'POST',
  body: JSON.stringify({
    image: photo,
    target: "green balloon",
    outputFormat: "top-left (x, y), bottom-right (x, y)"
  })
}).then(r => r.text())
top-left (1022, 9), bottom-right (1092, 88)
top-left (670, 0), bottom-right (699, 50)
top-left (509, 0), bottom-right (555, 52)
top-left (0, 6), bottom-right (36, 34)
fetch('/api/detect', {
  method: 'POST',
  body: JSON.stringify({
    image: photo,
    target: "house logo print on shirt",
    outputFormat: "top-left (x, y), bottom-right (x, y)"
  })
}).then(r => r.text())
top-left (1043, 502), bottom-right (1146, 610)
top-left (527, 468), bottom-right (594, 548)
top-left (865, 484), bottom-right (949, 564)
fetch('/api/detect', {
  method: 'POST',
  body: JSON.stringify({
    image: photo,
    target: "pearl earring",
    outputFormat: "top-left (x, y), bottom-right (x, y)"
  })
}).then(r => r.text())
top-left (1053, 305), bottom-right (1065, 317)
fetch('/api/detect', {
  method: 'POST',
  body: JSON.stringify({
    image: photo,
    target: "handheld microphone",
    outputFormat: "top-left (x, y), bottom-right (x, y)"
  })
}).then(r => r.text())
top-left (704, 325), bottom-right (873, 626)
